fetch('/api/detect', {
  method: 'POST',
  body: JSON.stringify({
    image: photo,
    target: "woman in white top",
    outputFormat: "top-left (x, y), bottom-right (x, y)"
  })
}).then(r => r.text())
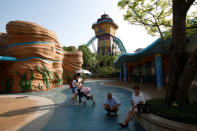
top-left (118, 86), bottom-right (145, 128)
top-left (69, 75), bottom-right (79, 105)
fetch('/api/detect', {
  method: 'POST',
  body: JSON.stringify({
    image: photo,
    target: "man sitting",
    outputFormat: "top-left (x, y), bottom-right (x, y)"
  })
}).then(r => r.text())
top-left (118, 86), bottom-right (145, 128)
top-left (104, 92), bottom-right (120, 115)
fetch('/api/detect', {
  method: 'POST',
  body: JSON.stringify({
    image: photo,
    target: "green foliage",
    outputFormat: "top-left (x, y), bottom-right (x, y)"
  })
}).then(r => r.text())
top-left (118, 0), bottom-right (173, 37)
top-left (36, 64), bottom-right (52, 89)
top-left (63, 71), bottom-right (73, 83)
top-left (37, 83), bottom-right (43, 90)
top-left (93, 66), bottom-right (120, 78)
top-left (16, 66), bottom-right (34, 92)
top-left (77, 44), bottom-right (119, 78)
top-left (62, 46), bottom-right (77, 52)
top-left (118, 0), bottom-right (197, 38)
top-left (5, 73), bottom-right (13, 92)
top-left (53, 72), bottom-right (63, 86)
top-left (78, 44), bottom-right (96, 70)
top-left (147, 98), bottom-right (197, 125)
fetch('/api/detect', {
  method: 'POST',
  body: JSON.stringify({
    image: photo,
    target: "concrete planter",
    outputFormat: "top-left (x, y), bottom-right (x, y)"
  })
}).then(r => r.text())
top-left (136, 113), bottom-right (197, 131)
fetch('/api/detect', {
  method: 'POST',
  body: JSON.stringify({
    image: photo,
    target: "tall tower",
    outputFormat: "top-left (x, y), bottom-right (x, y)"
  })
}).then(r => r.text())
top-left (92, 14), bottom-right (118, 55)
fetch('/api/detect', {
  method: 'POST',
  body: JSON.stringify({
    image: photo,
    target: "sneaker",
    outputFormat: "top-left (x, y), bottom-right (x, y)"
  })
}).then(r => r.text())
top-left (74, 103), bottom-right (79, 106)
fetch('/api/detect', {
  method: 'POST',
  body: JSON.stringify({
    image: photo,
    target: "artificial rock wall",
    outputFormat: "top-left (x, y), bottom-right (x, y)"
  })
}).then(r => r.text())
top-left (0, 21), bottom-right (64, 92)
top-left (63, 51), bottom-right (83, 83)
top-left (0, 20), bottom-right (83, 92)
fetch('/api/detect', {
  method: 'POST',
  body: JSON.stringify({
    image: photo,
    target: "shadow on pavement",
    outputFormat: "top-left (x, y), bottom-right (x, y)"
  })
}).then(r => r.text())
top-left (0, 104), bottom-right (58, 117)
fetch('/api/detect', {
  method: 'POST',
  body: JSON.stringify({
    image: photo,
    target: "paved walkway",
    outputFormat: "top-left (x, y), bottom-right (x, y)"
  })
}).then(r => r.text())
top-left (13, 81), bottom-right (145, 131)
top-left (0, 80), bottom-right (151, 131)
top-left (0, 95), bottom-right (54, 131)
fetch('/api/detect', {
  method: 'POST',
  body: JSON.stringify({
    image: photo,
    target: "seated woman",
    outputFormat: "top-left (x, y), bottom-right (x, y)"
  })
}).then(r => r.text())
top-left (118, 86), bottom-right (145, 128)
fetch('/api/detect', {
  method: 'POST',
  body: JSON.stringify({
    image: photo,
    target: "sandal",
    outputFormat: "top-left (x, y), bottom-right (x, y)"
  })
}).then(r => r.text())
top-left (118, 123), bottom-right (128, 128)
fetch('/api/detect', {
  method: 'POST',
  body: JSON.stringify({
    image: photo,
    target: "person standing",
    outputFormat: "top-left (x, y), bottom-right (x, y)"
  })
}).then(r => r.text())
top-left (76, 73), bottom-right (83, 103)
top-left (69, 75), bottom-right (78, 105)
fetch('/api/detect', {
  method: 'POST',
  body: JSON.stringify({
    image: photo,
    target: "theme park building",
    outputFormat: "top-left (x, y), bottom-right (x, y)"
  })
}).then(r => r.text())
top-left (115, 29), bottom-right (197, 89)
top-left (88, 14), bottom-right (127, 55)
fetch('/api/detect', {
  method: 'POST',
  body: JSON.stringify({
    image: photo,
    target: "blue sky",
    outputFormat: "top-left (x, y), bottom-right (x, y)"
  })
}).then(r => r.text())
top-left (0, 0), bottom-right (157, 52)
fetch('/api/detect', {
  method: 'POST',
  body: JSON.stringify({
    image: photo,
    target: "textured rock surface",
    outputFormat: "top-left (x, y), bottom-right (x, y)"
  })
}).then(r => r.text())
top-left (0, 20), bottom-right (83, 92)
top-left (63, 51), bottom-right (83, 83)
top-left (0, 21), bottom-right (64, 92)
top-left (0, 33), bottom-right (8, 56)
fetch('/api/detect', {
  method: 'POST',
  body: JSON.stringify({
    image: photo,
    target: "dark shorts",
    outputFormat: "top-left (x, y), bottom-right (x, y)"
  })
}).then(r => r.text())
top-left (72, 87), bottom-right (76, 93)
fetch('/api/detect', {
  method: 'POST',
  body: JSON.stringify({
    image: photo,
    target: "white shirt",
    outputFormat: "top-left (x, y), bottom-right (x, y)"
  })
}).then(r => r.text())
top-left (132, 92), bottom-right (145, 107)
top-left (72, 80), bottom-right (77, 88)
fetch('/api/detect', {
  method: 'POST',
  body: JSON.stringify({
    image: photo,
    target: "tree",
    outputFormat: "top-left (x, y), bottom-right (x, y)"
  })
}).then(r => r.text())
top-left (118, 0), bottom-right (173, 51)
top-left (62, 46), bottom-right (77, 52)
top-left (118, 0), bottom-right (197, 105)
top-left (166, 0), bottom-right (197, 105)
top-left (78, 44), bottom-right (96, 70)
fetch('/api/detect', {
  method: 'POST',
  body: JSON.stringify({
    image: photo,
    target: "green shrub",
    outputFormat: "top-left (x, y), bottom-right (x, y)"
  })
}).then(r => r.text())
top-left (63, 71), bottom-right (73, 83)
top-left (53, 72), bottom-right (63, 85)
top-left (147, 98), bottom-right (197, 125)
top-left (36, 64), bottom-right (52, 89)
top-left (93, 66), bottom-right (119, 78)
top-left (16, 66), bottom-right (34, 91)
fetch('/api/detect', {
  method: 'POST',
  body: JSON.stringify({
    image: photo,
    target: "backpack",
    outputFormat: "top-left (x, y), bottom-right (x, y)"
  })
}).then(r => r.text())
top-left (69, 82), bottom-right (73, 88)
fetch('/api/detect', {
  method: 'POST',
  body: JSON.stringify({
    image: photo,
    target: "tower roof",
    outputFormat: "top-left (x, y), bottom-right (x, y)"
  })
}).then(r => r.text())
top-left (92, 14), bottom-right (118, 29)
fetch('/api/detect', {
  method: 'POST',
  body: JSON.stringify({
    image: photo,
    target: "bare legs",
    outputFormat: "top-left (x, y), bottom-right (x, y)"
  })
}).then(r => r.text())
top-left (121, 108), bottom-right (136, 125)
top-left (74, 93), bottom-right (78, 105)
top-left (69, 93), bottom-right (78, 105)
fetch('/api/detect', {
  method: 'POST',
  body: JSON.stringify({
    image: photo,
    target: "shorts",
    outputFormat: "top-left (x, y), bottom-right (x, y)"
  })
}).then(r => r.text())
top-left (72, 87), bottom-right (77, 93)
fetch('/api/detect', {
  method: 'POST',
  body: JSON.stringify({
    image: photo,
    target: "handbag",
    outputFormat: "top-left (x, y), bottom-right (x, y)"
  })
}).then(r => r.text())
top-left (137, 103), bottom-right (151, 113)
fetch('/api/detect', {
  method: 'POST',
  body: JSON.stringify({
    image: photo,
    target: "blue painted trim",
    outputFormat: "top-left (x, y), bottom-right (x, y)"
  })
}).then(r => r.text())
top-left (115, 38), bottom-right (161, 62)
top-left (0, 55), bottom-right (62, 63)
top-left (18, 56), bottom-right (62, 63)
top-left (6, 41), bottom-right (51, 48)
top-left (0, 56), bottom-right (18, 61)
top-left (114, 38), bottom-right (162, 68)
top-left (155, 55), bottom-right (163, 88)
top-left (124, 63), bottom-right (128, 82)
top-left (56, 49), bottom-right (64, 54)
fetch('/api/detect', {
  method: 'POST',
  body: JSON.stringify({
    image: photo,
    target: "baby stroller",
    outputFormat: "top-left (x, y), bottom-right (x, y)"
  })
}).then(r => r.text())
top-left (80, 86), bottom-right (95, 106)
